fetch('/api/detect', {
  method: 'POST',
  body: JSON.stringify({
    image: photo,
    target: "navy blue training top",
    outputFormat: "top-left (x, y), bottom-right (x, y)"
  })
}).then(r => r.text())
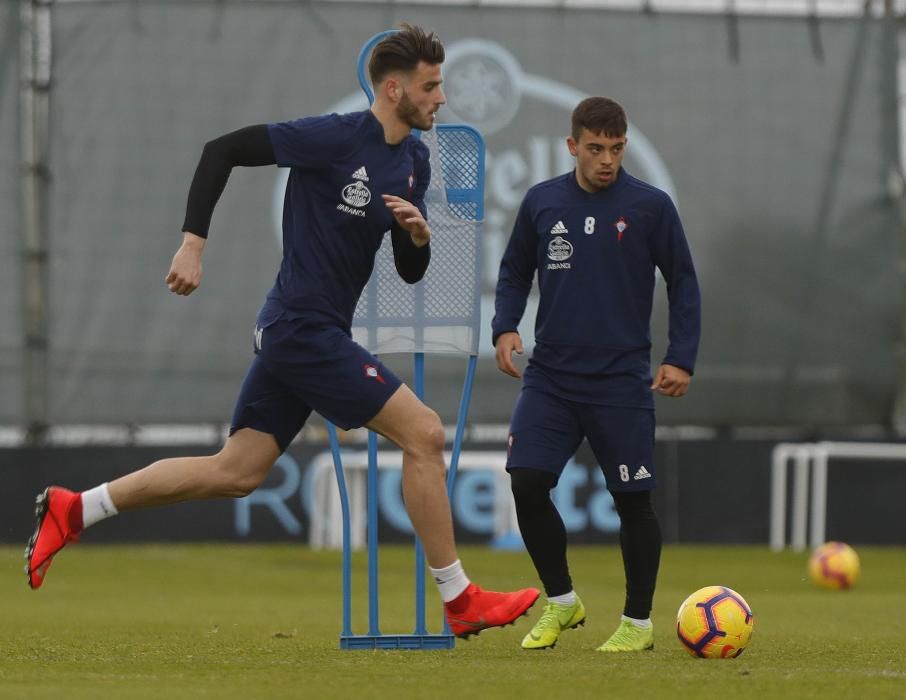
top-left (260, 110), bottom-right (430, 332)
top-left (492, 168), bottom-right (701, 409)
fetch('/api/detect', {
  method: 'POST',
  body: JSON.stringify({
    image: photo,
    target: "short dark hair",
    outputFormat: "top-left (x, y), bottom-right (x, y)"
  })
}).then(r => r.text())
top-left (571, 97), bottom-right (627, 140)
top-left (368, 24), bottom-right (445, 86)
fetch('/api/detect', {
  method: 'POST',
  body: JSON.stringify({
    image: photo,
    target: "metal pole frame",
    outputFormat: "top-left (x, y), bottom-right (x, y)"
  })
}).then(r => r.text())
top-left (328, 29), bottom-right (484, 650)
top-left (19, 0), bottom-right (52, 444)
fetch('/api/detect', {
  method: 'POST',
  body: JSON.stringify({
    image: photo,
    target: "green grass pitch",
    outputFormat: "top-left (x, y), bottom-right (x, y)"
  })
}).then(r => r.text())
top-left (1, 544), bottom-right (904, 699)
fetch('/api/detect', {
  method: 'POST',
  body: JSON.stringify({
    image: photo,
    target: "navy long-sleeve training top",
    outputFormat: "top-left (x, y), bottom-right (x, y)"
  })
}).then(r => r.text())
top-left (263, 110), bottom-right (431, 332)
top-left (492, 168), bottom-right (701, 409)
top-left (181, 112), bottom-right (431, 335)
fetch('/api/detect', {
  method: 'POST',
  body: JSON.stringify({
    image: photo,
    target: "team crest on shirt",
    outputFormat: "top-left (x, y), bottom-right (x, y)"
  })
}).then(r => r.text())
top-left (546, 235), bottom-right (573, 270)
top-left (337, 166), bottom-right (371, 217)
top-left (615, 217), bottom-right (628, 242)
top-left (341, 181), bottom-right (371, 207)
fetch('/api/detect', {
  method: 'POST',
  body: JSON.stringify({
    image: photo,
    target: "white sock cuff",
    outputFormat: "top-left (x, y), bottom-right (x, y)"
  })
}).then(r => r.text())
top-left (548, 591), bottom-right (577, 606)
top-left (81, 482), bottom-right (119, 529)
top-left (622, 614), bottom-right (652, 629)
top-left (429, 559), bottom-right (463, 579)
top-left (429, 559), bottom-right (470, 602)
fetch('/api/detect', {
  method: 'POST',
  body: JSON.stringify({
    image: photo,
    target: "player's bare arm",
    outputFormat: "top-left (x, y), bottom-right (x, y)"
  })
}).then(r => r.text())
top-left (495, 331), bottom-right (524, 379)
top-left (383, 194), bottom-right (430, 247)
top-left (165, 232), bottom-right (205, 296)
top-left (650, 363), bottom-right (691, 397)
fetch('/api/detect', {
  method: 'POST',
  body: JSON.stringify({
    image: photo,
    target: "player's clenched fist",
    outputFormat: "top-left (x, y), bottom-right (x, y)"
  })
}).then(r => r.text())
top-left (650, 363), bottom-right (691, 397)
top-left (165, 231), bottom-right (205, 296)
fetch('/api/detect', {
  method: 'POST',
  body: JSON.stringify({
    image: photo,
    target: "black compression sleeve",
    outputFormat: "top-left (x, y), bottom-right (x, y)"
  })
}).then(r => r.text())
top-left (611, 489), bottom-right (662, 619)
top-left (182, 124), bottom-right (276, 238)
top-left (390, 222), bottom-right (431, 283)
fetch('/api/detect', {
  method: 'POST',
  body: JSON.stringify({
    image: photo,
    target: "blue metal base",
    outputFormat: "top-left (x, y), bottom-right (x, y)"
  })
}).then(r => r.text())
top-left (340, 634), bottom-right (456, 650)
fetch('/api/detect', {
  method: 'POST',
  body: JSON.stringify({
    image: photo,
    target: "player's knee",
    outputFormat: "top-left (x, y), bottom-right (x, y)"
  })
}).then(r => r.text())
top-left (227, 469), bottom-right (268, 498)
top-left (610, 489), bottom-right (656, 521)
top-left (211, 453), bottom-right (269, 498)
top-left (405, 409), bottom-right (445, 458)
top-left (423, 418), bottom-right (446, 455)
top-left (510, 468), bottom-right (558, 508)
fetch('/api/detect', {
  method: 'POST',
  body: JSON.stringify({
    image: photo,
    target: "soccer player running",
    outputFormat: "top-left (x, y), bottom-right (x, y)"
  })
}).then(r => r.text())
top-left (493, 97), bottom-right (701, 651)
top-left (25, 24), bottom-right (539, 637)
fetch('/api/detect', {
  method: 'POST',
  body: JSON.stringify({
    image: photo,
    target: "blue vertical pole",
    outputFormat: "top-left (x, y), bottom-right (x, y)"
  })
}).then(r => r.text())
top-left (327, 422), bottom-right (353, 639)
top-left (441, 354), bottom-right (478, 632)
top-left (448, 355), bottom-right (477, 498)
top-left (413, 352), bottom-right (427, 635)
top-left (367, 428), bottom-right (380, 636)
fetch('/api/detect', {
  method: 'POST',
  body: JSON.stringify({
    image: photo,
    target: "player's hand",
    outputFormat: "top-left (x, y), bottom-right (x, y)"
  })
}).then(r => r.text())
top-left (383, 194), bottom-right (430, 247)
top-left (165, 232), bottom-right (205, 296)
top-left (495, 332), bottom-right (524, 379)
top-left (650, 363), bottom-right (691, 397)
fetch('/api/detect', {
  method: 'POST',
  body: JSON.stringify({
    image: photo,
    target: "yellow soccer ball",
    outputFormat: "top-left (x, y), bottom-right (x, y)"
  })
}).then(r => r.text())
top-left (676, 585), bottom-right (754, 658)
top-left (809, 541), bottom-right (860, 589)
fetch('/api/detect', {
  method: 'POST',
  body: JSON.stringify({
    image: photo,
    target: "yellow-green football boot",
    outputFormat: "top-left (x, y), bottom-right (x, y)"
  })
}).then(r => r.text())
top-left (596, 618), bottom-right (654, 652)
top-left (521, 596), bottom-right (586, 650)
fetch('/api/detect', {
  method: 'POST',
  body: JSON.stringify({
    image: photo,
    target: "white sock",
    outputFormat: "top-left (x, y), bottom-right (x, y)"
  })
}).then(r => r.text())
top-left (429, 559), bottom-right (470, 602)
top-left (81, 483), bottom-right (119, 529)
top-left (622, 614), bottom-right (652, 629)
top-left (549, 591), bottom-right (577, 606)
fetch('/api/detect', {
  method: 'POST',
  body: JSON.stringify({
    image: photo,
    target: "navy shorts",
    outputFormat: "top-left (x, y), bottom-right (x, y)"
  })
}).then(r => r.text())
top-left (230, 319), bottom-right (402, 452)
top-left (506, 387), bottom-right (656, 492)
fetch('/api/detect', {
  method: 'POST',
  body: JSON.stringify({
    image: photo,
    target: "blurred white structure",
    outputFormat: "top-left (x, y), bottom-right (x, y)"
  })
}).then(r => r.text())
top-left (770, 441), bottom-right (906, 550)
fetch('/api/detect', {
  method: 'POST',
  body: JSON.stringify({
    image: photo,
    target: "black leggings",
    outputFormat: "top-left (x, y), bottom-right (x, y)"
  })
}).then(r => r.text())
top-left (510, 468), bottom-right (662, 618)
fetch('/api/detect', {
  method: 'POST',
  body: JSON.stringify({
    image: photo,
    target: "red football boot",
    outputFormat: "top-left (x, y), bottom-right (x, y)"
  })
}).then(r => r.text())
top-left (25, 487), bottom-right (83, 590)
top-left (444, 583), bottom-right (540, 638)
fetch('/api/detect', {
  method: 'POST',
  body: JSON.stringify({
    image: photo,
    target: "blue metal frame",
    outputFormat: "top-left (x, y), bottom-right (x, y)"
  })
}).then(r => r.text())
top-left (328, 29), bottom-right (483, 650)
top-left (355, 30), bottom-right (397, 104)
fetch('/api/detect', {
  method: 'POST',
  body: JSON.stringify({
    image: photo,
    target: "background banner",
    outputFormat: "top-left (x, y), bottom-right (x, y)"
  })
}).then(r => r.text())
top-left (2, 2), bottom-right (901, 429)
top-left (4, 438), bottom-right (904, 545)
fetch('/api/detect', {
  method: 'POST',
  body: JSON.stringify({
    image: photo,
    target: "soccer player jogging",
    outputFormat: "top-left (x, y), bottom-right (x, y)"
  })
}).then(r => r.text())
top-left (25, 24), bottom-right (539, 637)
top-left (493, 97), bottom-right (701, 651)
